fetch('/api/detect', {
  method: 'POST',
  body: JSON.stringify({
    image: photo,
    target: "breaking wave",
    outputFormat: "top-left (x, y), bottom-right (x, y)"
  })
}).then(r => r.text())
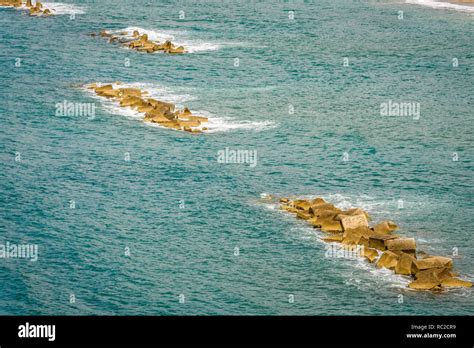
top-left (406, 0), bottom-right (474, 13)
top-left (42, 2), bottom-right (86, 15)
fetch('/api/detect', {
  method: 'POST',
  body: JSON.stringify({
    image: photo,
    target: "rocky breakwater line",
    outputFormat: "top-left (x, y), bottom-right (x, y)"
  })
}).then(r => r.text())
top-left (0, 0), bottom-right (53, 16)
top-left (85, 83), bottom-right (208, 133)
top-left (278, 196), bottom-right (472, 290)
top-left (90, 30), bottom-right (186, 54)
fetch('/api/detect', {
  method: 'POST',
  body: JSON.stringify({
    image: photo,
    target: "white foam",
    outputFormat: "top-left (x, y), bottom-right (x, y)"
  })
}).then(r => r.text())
top-left (299, 224), bottom-right (412, 290)
top-left (111, 27), bottom-right (178, 43)
top-left (102, 102), bottom-right (141, 120)
top-left (196, 112), bottom-right (277, 133)
top-left (42, 2), bottom-right (86, 15)
top-left (109, 26), bottom-right (220, 53)
top-left (406, 0), bottom-right (474, 13)
top-left (43, 2), bottom-right (86, 15)
top-left (354, 257), bottom-right (411, 289)
top-left (284, 222), bottom-right (411, 289)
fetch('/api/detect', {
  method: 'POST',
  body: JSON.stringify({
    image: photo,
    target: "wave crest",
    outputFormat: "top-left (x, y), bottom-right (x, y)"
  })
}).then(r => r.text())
top-left (43, 2), bottom-right (86, 15)
top-left (406, 0), bottom-right (474, 13)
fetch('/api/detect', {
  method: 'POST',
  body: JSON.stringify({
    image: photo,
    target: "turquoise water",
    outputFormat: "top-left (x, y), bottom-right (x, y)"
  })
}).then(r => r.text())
top-left (0, 0), bottom-right (473, 315)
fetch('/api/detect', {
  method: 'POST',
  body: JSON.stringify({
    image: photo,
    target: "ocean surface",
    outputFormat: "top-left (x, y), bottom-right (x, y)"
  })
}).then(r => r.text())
top-left (0, 0), bottom-right (473, 315)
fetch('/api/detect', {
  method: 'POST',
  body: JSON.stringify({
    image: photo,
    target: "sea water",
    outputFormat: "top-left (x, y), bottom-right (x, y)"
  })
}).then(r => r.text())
top-left (0, 0), bottom-right (473, 315)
